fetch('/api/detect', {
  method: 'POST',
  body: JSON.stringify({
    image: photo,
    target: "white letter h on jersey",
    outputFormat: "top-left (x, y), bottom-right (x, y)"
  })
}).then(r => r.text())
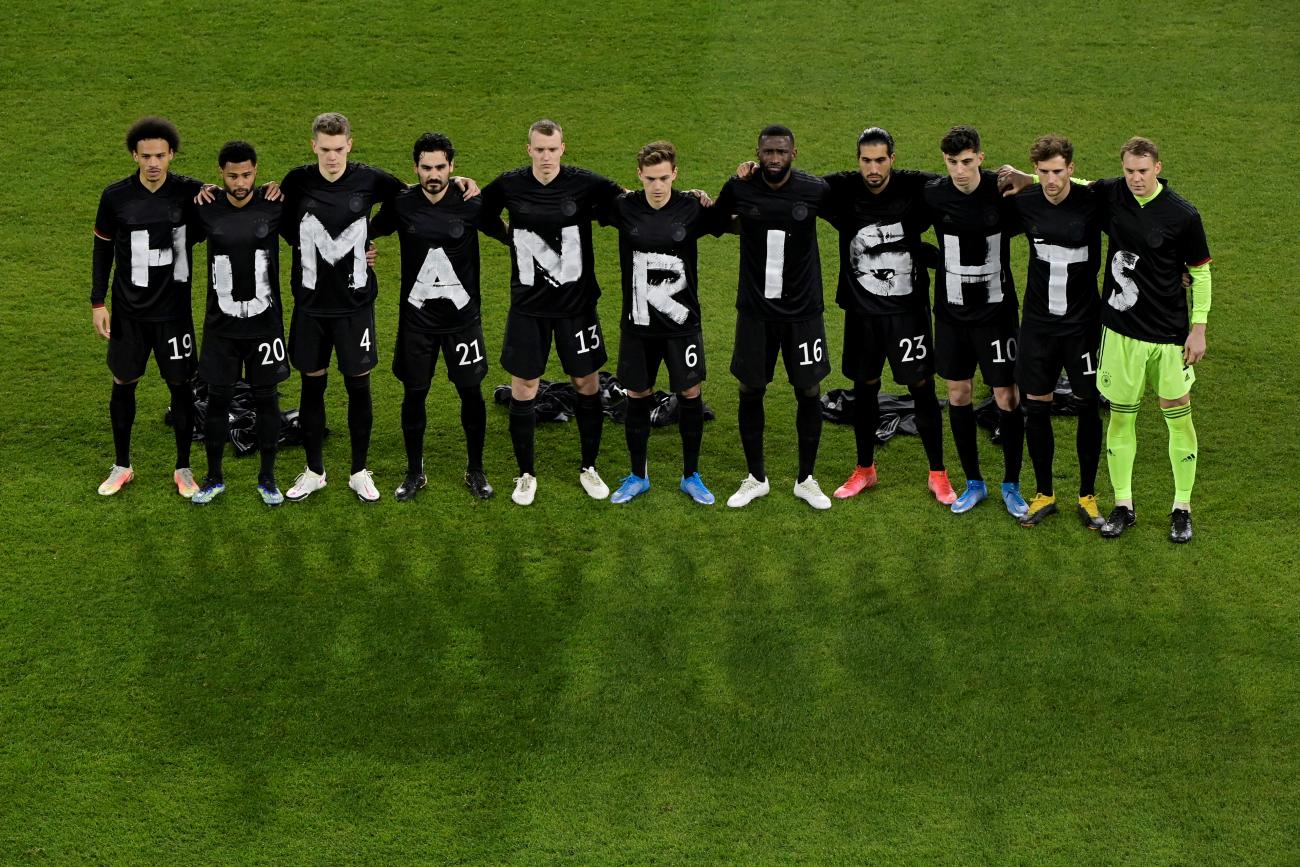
top-left (130, 227), bottom-right (188, 286)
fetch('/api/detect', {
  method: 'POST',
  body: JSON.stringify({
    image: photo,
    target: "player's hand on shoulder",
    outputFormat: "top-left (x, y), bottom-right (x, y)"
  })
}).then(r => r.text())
top-left (688, 189), bottom-right (715, 207)
top-left (453, 176), bottom-right (481, 199)
top-left (92, 306), bottom-right (110, 340)
top-left (194, 183), bottom-right (219, 205)
top-left (996, 165), bottom-right (1032, 197)
top-left (736, 161), bottom-right (758, 180)
top-left (261, 180), bottom-right (283, 202)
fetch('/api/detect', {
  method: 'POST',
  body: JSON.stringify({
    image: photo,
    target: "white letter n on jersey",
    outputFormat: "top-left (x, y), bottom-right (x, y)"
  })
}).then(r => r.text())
top-left (1033, 241), bottom-right (1089, 316)
top-left (631, 251), bottom-right (689, 326)
top-left (514, 226), bottom-right (582, 287)
top-left (850, 222), bottom-right (913, 297)
top-left (130, 227), bottom-right (188, 286)
top-left (213, 250), bottom-right (273, 318)
top-left (299, 214), bottom-right (367, 291)
top-left (410, 247), bottom-right (470, 309)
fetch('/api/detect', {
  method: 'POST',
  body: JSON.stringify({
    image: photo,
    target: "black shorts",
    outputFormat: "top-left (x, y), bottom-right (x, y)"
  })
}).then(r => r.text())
top-left (729, 310), bottom-right (830, 390)
top-left (198, 333), bottom-right (292, 388)
top-left (933, 312), bottom-right (1018, 388)
top-left (499, 308), bottom-right (606, 380)
top-left (617, 329), bottom-right (706, 393)
top-left (841, 307), bottom-right (934, 386)
top-left (393, 320), bottom-right (489, 388)
top-left (107, 312), bottom-right (196, 382)
top-left (289, 306), bottom-right (378, 377)
top-left (1016, 320), bottom-right (1101, 399)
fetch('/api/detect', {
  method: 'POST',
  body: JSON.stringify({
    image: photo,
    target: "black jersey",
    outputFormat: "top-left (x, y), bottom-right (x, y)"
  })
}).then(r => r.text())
top-left (1008, 183), bottom-right (1103, 336)
top-left (823, 168), bottom-right (937, 317)
top-left (93, 172), bottom-right (203, 321)
top-left (714, 169), bottom-right (831, 321)
top-left (604, 190), bottom-right (727, 337)
top-left (923, 169), bottom-right (1020, 326)
top-left (1095, 178), bottom-right (1211, 345)
top-left (280, 161), bottom-right (404, 317)
top-left (371, 183), bottom-right (505, 334)
top-left (479, 165), bottom-right (624, 317)
top-left (191, 190), bottom-right (284, 339)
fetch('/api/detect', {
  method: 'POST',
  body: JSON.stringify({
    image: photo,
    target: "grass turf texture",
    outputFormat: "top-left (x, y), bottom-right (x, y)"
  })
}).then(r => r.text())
top-left (2, 0), bottom-right (1298, 862)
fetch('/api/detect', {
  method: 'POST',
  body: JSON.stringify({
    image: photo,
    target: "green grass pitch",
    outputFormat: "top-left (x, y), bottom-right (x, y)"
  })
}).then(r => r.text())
top-left (1, 0), bottom-right (1298, 862)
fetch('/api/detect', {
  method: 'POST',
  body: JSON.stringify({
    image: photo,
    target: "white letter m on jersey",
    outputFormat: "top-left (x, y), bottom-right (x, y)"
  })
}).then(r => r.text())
top-left (299, 214), bottom-right (367, 291)
top-left (513, 226), bottom-right (582, 287)
top-left (631, 251), bottom-right (690, 326)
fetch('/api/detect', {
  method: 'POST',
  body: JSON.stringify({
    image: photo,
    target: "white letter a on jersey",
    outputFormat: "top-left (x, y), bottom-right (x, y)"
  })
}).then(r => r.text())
top-left (409, 247), bottom-right (470, 309)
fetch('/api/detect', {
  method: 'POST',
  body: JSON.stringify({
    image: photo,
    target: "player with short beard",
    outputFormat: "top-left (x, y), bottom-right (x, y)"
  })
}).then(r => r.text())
top-left (189, 141), bottom-right (291, 506)
top-left (714, 124), bottom-right (835, 510)
top-left (92, 116), bottom-right (204, 498)
top-left (479, 119), bottom-right (625, 506)
top-left (370, 132), bottom-right (507, 502)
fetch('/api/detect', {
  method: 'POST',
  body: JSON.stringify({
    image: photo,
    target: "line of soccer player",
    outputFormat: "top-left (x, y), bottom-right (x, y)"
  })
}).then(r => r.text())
top-left (91, 114), bottom-right (1212, 542)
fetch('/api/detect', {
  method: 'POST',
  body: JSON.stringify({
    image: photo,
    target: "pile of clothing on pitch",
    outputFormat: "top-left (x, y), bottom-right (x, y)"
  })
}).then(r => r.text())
top-left (492, 372), bottom-right (715, 426)
top-left (165, 380), bottom-right (317, 455)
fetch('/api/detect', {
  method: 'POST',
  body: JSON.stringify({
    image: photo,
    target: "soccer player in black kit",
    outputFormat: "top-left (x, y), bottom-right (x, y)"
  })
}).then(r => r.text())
top-left (279, 113), bottom-right (405, 503)
top-left (821, 127), bottom-right (956, 506)
top-left (923, 125), bottom-right (1027, 519)
top-left (480, 119), bottom-right (625, 506)
top-left (92, 116), bottom-right (203, 498)
top-left (370, 133), bottom-right (506, 502)
top-left (1004, 134), bottom-right (1105, 529)
top-left (603, 141), bottom-right (728, 505)
top-left (715, 125), bottom-right (834, 510)
top-left (187, 141), bottom-right (291, 506)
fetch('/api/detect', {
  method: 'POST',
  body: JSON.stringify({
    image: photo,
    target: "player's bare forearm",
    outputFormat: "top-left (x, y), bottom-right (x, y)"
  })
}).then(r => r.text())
top-left (1184, 323), bottom-right (1207, 365)
top-left (997, 165), bottom-right (1033, 196)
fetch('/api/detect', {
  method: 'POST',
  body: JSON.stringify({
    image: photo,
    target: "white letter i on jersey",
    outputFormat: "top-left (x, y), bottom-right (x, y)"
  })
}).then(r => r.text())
top-left (764, 229), bottom-right (786, 298)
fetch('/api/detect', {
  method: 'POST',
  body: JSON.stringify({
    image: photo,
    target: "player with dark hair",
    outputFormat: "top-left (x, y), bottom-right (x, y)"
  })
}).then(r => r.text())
top-left (189, 141), bottom-right (291, 505)
top-left (1092, 137), bottom-right (1212, 542)
top-left (92, 115), bottom-right (204, 497)
top-left (277, 112), bottom-right (406, 503)
top-left (602, 140), bottom-right (728, 504)
top-left (819, 126), bottom-right (956, 505)
top-left (715, 124), bottom-right (835, 510)
top-left (480, 118), bottom-right (625, 506)
top-left (1003, 134), bottom-right (1106, 528)
top-left (370, 132), bottom-right (506, 501)
top-left (923, 124), bottom-right (1027, 518)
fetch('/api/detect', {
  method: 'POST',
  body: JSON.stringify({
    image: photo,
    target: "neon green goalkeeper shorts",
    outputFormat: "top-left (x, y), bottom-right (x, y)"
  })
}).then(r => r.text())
top-left (1097, 327), bottom-right (1195, 404)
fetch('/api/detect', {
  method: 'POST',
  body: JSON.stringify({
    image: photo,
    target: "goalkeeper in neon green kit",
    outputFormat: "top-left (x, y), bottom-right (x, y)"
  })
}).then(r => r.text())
top-left (1089, 136), bottom-right (1212, 543)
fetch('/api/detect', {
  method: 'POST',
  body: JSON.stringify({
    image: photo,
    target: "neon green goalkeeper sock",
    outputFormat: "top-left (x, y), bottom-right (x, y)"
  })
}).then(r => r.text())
top-left (1106, 401), bottom-right (1140, 501)
top-left (1163, 402), bottom-right (1198, 505)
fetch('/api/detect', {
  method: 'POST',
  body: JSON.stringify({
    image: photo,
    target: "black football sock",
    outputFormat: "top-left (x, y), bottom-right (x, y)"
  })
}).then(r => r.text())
top-left (1075, 397), bottom-right (1101, 498)
top-left (204, 384), bottom-right (233, 484)
top-left (401, 385), bottom-right (429, 476)
top-left (343, 374), bottom-right (373, 475)
top-left (737, 386), bottom-right (766, 481)
top-left (509, 396), bottom-right (537, 476)
top-left (678, 393), bottom-right (704, 477)
top-left (167, 380), bottom-right (194, 470)
top-left (299, 374), bottom-right (328, 475)
top-left (949, 402), bottom-right (982, 482)
top-left (795, 386), bottom-right (823, 482)
top-left (457, 384), bottom-right (487, 473)
top-left (1000, 405), bottom-right (1025, 485)
top-left (908, 381), bottom-right (945, 472)
top-left (575, 391), bottom-right (603, 470)
top-left (1024, 397), bottom-right (1054, 496)
top-left (109, 381), bottom-right (137, 467)
top-left (853, 379), bottom-right (881, 468)
top-left (253, 386), bottom-right (281, 486)
top-left (625, 394), bottom-right (652, 478)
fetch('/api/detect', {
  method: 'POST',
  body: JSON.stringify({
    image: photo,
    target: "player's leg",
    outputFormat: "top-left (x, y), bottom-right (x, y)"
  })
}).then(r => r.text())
top-left (1015, 320), bottom-right (1059, 526)
top-left (783, 316), bottom-right (832, 510)
top-left (393, 326), bottom-right (434, 502)
top-left (253, 384), bottom-right (283, 506)
top-left (979, 316), bottom-right (1026, 518)
top-left (100, 309), bottom-right (145, 494)
top-left (935, 319), bottom-right (985, 512)
top-left (156, 318), bottom-right (199, 497)
top-left (286, 308), bottom-right (331, 501)
top-left (1156, 344), bottom-right (1198, 543)
top-left (335, 307), bottom-right (380, 502)
top-left (443, 322), bottom-right (492, 500)
top-left (1065, 331), bottom-right (1103, 529)
top-left (612, 330), bottom-right (655, 503)
top-left (894, 311), bottom-right (951, 503)
top-left (835, 310), bottom-right (881, 498)
top-left (1097, 328), bottom-right (1145, 538)
top-left (556, 309), bottom-right (610, 499)
top-left (727, 312), bottom-right (776, 507)
top-left (191, 333), bottom-right (246, 504)
top-left (500, 310), bottom-right (548, 505)
top-left (663, 332), bottom-right (711, 505)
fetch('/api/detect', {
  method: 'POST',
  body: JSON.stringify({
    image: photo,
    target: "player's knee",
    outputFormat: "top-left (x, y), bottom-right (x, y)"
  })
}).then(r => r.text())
top-left (251, 384), bottom-right (278, 401)
top-left (679, 385), bottom-right (701, 400)
top-left (1023, 397), bottom-right (1052, 418)
top-left (908, 376), bottom-right (932, 391)
top-left (208, 383), bottom-right (234, 402)
top-left (511, 378), bottom-right (539, 401)
top-left (738, 383), bottom-right (766, 401)
top-left (572, 373), bottom-right (599, 396)
top-left (796, 384), bottom-right (820, 401)
top-left (344, 374), bottom-right (371, 396)
top-left (455, 384), bottom-right (484, 402)
top-left (993, 386), bottom-right (1018, 411)
top-left (947, 381), bottom-right (972, 405)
